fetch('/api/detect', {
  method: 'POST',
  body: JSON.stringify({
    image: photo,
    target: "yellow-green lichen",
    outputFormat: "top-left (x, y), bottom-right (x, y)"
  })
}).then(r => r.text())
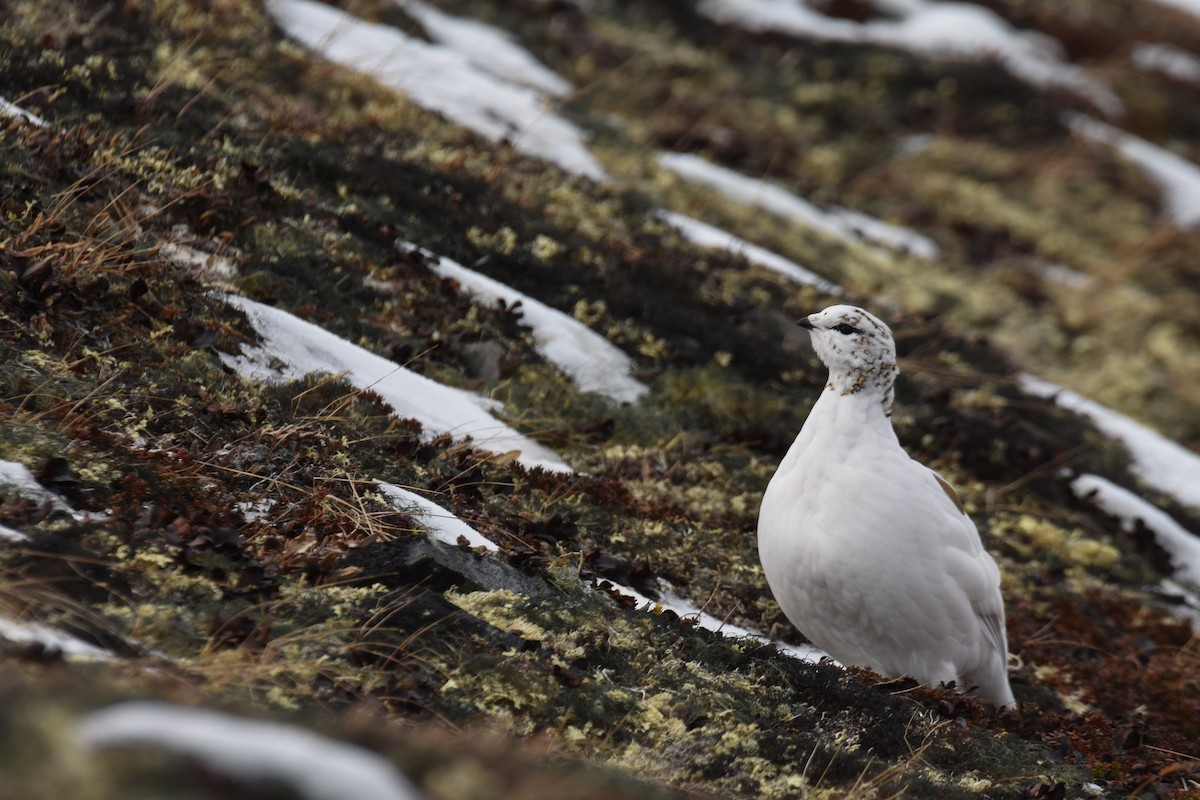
top-left (1004, 514), bottom-right (1120, 571)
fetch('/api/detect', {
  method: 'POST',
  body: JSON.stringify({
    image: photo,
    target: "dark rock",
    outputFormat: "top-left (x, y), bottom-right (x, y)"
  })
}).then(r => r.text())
top-left (461, 340), bottom-right (507, 383)
top-left (342, 533), bottom-right (555, 599)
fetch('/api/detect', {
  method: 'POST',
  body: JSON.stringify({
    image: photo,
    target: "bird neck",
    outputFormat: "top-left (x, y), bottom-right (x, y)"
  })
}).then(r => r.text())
top-left (824, 362), bottom-right (898, 417)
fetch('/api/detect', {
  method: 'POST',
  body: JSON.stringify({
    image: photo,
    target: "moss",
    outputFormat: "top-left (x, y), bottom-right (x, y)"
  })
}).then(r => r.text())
top-left (467, 226), bottom-right (520, 256)
top-left (1001, 514), bottom-right (1121, 571)
top-left (3, 0), bottom-right (1200, 796)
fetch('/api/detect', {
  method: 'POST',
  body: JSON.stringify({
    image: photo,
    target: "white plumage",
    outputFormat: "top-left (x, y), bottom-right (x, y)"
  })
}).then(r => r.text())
top-left (759, 305), bottom-right (1015, 708)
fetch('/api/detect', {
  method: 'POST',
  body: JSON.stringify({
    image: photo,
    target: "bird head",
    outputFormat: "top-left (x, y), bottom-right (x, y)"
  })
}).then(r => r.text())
top-left (796, 305), bottom-right (899, 413)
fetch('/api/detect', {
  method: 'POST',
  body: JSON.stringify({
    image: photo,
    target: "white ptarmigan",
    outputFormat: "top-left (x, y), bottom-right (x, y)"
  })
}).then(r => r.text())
top-left (758, 305), bottom-right (1015, 708)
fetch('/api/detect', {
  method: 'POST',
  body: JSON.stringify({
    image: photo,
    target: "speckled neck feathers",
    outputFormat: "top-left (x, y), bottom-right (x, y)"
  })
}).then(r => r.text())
top-left (800, 305), bottom-right (899, 416)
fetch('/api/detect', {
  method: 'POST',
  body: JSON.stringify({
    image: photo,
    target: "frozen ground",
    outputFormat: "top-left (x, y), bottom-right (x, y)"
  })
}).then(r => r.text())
top-left (659, 151), bottom-right (940, 258)
top-left (399, 242), bottom-right (648, 404)
top-left (1132, 42), bottom-right (1200, 85)
top-left (696, 0), bottom-right (1121, 114)
top-left (376, 481), bottom-right (499, 551)
top-left (606, 578), bottom-right (832, 665)
top-left (266, 0), bottom-right (605, 180)
top-left (1020, 374), bottom-right (1200, 510)
top-left (1072, 473), bottom-right (1200, 588)
top-left (657, 210), bottom-right (842, 293)
top-left (220, 293), bottom-right (571, 472)
top-left (1069, 114), bottom-right (1200, 229)
top-left (78, 701), bottom-right (424, 800)
top-left (0, 615), bottom-right (112, 661)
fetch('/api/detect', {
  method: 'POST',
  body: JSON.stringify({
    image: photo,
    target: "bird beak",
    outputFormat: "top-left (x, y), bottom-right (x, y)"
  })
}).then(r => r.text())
top-left (795, 316), bottom-right (815, 330)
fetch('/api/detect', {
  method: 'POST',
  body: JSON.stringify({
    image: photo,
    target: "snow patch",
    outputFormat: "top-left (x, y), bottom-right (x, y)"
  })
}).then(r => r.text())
top-left (657, 210), bottom-right (842, 293)
top-left (162, 242), bottom-right (239, 282)
top-left (402, 242), bottom-right (648, 404)
top-left (696, 0), bottom-right (1121, 115)
top-left (1161, 577), bottom-right (1200, 629)
top-left (395, 0), bottom-right (572, 96)
top-left (697, 0), bottom-right (860, 39)
top-left (604, 579), bottom-right (832, 664)
top-left (0, 524), bottom-right (28, 542)
top-left (1019, 374), bottom-right (1200, 510)
top-left (219, 293), bottom-right (571, 472)
top-left (1030, 259), bottom-right (1091, 289)
top-left (659, 152), bottom-right (937, 258)
top-left (0, 615), bottom-right (113, 660)
top-left (0, 96), bottom-right (49, 127)
top-left (266, 0), bottom-right (605, 180)
top-left (896, 133), bottom-right (934, 155)
top-left (1149, 0), bottom-right (1200, 22)
top-left (0, 460), bottom-right (70, 513)
top-left (1132, 42), bottom-right (1200, 85)
top-left (1071, 474), bottom-right (1200, 588)
top-left (824, 205), bottom-right (940, 260)
top-left (659, 151), bottom-right (869, 248)
top-left (376, 481), bottom-right (498, 551)
top-left (235, 498), bottom-right (277, 524)
top-left (0, 459), bottom-right (99, 521)
top-left (78, 701), bottom-right (424, 800)
top-left (1069, 114), bottom-right (1200, 229)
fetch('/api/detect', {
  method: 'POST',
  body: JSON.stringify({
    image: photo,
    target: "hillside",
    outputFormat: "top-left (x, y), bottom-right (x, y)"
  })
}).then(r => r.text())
top-left (2, 0), bottom-right (1200, 797)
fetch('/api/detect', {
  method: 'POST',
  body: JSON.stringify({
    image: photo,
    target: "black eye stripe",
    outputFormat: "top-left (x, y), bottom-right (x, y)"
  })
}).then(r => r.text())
top-left (831, 323), bottom-right (862, 335)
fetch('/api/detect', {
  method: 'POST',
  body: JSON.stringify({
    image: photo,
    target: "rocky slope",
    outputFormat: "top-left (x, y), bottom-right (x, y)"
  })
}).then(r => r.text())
top-left (2, 0), bottom-right (1200, 797)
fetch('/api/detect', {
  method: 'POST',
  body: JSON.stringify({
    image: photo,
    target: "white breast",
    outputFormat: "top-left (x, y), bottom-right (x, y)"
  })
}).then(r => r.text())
top-left (758, 390), bottom-right (1013, 705)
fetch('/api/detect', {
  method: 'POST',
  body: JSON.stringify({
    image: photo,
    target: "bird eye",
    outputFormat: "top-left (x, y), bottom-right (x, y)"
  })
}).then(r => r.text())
top-left (831, 323), bottom-right (861, 335)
